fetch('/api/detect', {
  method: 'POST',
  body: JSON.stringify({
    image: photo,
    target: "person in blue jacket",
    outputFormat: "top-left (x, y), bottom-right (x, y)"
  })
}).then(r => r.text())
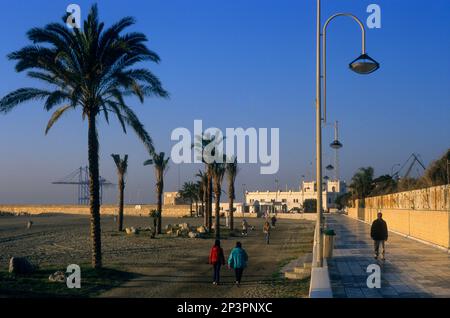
top-left (227, 241), bottom-right (248, 286)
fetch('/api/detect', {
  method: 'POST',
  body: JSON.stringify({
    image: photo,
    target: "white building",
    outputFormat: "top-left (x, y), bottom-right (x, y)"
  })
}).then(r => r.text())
top-left (245, 180), bottom-right (346, 214)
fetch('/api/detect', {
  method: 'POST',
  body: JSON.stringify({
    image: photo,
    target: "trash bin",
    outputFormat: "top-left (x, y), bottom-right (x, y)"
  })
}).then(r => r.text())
top-left (323, 229), bottom-right (336, 259)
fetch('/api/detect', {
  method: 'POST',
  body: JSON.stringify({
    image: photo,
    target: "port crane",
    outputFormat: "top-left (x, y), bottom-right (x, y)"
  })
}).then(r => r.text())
top-left (392, 153), bottom-right (426, 180)
top-left (52, 166), bottom-right (114, 205)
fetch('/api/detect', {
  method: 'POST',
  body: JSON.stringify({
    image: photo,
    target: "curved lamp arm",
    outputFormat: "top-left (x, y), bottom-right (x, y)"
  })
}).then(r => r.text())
top-left (322, 13), bottom-right (366, 123)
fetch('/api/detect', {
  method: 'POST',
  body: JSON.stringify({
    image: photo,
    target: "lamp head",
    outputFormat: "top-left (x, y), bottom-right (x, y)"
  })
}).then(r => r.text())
top-left (349, 53), bottom-right (380, 74)
top-left (330, 140), bottom-right (343, 149)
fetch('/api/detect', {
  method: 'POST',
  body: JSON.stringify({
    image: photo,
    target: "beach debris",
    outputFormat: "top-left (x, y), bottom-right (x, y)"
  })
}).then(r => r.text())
top-left (180, 223), bottom-right (190, 231)
top-left (188, 231), bottom-right (199, 239)
top-left (9, 257), bottom-right (35, 275)
top-left (164, 223), bottom-right (204, 238)
top-left (196, 225), bottom-right (207, 234)
top-left (125, 227), bottom-right (138, 235)
top-left (48, 271), bottom-right (66, 283)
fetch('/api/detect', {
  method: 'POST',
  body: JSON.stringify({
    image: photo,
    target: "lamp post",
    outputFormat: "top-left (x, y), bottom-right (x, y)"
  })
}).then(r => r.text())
top-left (275, 179), bottom-right (279, 214)
top-left (242, 183), bottom-right (246, 217)
top-left (314, 0), bottom-right (380, 267)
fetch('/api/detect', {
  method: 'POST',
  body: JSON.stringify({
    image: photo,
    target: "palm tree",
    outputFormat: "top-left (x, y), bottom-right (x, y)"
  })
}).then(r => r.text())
top-left (349, 167), bottom-right (375, 206)
top-left (192, 182), bottom-right (200, 216)
top-left (196, 170), bottom-right (208, 219)
top-left (194, 133), bottom-right (223, 232)
top-left (226, 157), bottom-right (239, 230)
top-left (0, 5), bottom-right (168, 268)
top-left (144, 152), bottom-right (170, 235)
top-left (179, 182), bottom-right (198, 217)
top-left (111, 154), bottom-right (128, 232)
top-left (211, 161), bottom-right (226, 240)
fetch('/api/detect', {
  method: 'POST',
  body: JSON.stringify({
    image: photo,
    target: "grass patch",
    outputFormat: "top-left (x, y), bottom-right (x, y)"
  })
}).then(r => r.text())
top-left (0, 266), bottom-right (138, 298)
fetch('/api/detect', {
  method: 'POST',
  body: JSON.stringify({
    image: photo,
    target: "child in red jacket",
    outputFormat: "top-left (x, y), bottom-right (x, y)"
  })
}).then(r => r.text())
top-left (209, 239), bottom-right (226, 285)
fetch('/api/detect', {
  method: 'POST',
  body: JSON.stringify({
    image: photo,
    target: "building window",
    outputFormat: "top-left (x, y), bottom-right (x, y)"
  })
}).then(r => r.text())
top-left (282, 199), bottom-right (287, 203)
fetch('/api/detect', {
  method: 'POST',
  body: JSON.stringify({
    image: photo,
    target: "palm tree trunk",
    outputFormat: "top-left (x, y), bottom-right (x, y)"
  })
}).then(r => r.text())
top-left (208, 175), bottom-right (213, 232)
top-left (203, 184), bottom-right (208, 228)
top-left (190, 200), bottom-right (193, 217)
top-left (117, 174), bottom-right (124, 232)
top-left (214, 183), bottom-right (221, 240)
top-left (229, 197), bottom-right (234, 231)
top-left (88, 114), bottom-right (102, 269)
top-left (195, 200), bottom-right (199, 217)
top-left (156, 178), bottom-right (163, 235)
top-left (229, 182), bottom-right (235, 231)
top-left (200, 197), bottom-right (204, 217)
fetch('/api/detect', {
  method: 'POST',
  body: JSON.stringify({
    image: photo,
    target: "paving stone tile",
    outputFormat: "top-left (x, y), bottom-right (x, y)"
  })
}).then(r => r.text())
top-left (326, 215), bottom-right (450, 299)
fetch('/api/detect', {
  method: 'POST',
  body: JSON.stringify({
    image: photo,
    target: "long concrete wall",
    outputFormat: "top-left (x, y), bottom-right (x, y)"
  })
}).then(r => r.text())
top-left (0, 204), bottom-right (192, 217)
top-left (348, 207), bottom-right (449, 249)
top-left (362, 185), bottom-right (449, 210)
top-left (0, 204), bottom-right (317, 221)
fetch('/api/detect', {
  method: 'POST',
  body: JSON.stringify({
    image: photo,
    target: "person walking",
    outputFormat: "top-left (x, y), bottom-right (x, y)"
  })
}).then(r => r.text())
top-left (209, 239), bottom-right (225, 285)
top-left (241, 219), bottom-right (249, 237)
top-left (370, 212), bottom-right (388, 260)
top-left (263, 220), bottom-right (271, 245)
top-left (271, 215), bottom-right (277, 227)
top-left (228, 242), bottom-right (248, 286)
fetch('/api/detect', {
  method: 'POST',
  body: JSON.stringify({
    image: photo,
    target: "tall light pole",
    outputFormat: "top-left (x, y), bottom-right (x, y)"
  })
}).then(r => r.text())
top-left (242, 183), bottom-right (246, 217)
top-left (315, 0), bottom-right (323, 267)
top-left (314, 0), bottom-right (380, 267)
top-left (275, 179), bottom-right (279, 214)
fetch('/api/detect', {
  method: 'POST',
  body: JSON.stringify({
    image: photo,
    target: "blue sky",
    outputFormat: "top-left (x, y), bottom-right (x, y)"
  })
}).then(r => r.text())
top-left (0, 0), bottom-right (448, 204)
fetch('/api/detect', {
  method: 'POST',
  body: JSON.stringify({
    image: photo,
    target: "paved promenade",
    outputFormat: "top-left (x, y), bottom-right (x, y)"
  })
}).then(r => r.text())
top-left (326, 214), bottom-right (450, 298)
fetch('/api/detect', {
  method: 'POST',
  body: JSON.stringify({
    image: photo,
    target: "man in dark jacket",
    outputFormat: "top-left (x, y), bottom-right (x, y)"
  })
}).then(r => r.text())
top-left (370, 212), bottom-right (388, 260)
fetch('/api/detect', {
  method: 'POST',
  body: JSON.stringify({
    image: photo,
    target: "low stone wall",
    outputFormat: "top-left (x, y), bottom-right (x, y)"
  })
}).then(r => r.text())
top-left (364, 185), bottom-right (448, 210)
top-left (348, 207), bottom-right (450, 249)
top-left (231, 213), bottom-right (317, 221)
top-left (0, 204), bottom-right (318, 221)
top-left (0, 204), bottom-right (191, 218)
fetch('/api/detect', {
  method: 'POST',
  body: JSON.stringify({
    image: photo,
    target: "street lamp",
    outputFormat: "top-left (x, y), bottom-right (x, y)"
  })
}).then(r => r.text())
top-left (242, 184), bottom-right (246, 217)
top-left (315, 0), bottom-right (380, 267)
top-left (349, 53), bottom-right (380, 74)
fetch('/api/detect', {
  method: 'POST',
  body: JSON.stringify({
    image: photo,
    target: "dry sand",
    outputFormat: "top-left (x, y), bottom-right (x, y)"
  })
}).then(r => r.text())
top-left (0, 214), bottom-right (314, 298)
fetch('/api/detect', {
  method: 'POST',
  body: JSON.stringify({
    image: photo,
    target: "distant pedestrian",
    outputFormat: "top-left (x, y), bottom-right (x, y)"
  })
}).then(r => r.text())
top-left (370, 212), bottom-right (388, 260)
top-left (271, 215), bottom-right (277, 227)
top-left (241, 219), bottom-right (249, 237)
top-left (228, 242), bottom-right (248, 286)
top-left (263, 220), bottom-right (271, 245)
top-left (209, 240), bottom-right (225, 285)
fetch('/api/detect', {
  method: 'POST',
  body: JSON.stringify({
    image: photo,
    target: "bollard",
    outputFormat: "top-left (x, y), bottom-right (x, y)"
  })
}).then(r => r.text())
top-left (323, 229), bottom-right (336, 258)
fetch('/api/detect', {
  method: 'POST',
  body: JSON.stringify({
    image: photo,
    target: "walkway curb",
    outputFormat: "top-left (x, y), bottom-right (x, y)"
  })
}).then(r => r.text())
top-left (309, 229), bottom-right (333, 298)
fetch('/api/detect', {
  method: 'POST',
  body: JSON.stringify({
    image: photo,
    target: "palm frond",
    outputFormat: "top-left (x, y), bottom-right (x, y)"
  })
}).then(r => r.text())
top-left (45, 104), bottom-right (74, 134)
top-left (0, 88), bottom-right (50, 113)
